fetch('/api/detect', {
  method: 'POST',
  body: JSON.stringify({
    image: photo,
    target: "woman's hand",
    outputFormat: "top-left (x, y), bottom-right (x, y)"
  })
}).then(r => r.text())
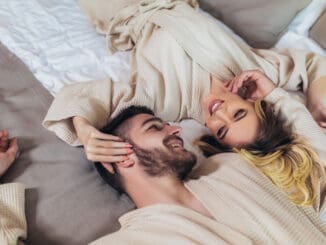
top-left (0, 130), bottom-right (19, 177)
top-left (226, 70), bottom-right (276, 100)
top-left (73, 116), bottom-right (133, 173)
top-left (306, 76), bottom-right (326, 133)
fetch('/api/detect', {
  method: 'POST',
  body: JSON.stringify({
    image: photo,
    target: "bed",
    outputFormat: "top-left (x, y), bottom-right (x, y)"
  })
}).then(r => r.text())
top-left (0, 0), bottom-right (325, 244)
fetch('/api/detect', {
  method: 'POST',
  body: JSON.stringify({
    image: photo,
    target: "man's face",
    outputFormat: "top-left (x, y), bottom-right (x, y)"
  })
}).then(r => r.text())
top-left (125, 114), bottom-right (197, 180)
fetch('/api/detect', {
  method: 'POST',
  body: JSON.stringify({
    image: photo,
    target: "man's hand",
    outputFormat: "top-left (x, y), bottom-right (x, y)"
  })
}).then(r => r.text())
top-left (0, 130), bottom-right (19, 177)
top-left (307, 76), bottom-right (326, 133)
top-left (73, 116), bottom-right (134, 173)
top-left (225, 70), bottom-right (276, 100)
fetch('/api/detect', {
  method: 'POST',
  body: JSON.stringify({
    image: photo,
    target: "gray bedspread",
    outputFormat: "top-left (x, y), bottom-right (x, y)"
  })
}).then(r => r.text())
top-left (0, 42), bottom-right (134, 245)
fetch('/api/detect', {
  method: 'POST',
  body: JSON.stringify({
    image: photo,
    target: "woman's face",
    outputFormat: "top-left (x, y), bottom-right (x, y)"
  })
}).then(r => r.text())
top-left (203, 89), bottom-right (261, 148)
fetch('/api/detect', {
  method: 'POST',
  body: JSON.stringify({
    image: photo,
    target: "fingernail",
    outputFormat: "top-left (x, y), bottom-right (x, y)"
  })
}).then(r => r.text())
top-left (124, 160), bottom-right (134, 165)
top-left (124, 156), bottom-right (129, 161)
top-left (127, 148), bottom-right (133, 154)
top-left (126, 144), bottom-right (133, 148)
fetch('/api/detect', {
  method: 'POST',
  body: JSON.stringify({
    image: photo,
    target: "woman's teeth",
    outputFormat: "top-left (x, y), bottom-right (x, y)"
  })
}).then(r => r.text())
top-left (211, 102), bottom-right (219, 114)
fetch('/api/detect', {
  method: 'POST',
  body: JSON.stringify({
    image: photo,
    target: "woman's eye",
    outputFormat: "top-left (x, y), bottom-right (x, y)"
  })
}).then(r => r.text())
top-left (217, 126), bottom-right (224, 138)
top-left (234, 109), bottom-right (245, 120)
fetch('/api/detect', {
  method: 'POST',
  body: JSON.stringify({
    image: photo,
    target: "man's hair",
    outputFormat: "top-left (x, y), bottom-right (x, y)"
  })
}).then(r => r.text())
top-left (94, 106), bottom-right (154, 194)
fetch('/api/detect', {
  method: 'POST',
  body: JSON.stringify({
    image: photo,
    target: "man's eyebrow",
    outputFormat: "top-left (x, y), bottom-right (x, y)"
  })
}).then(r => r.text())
top-left (141, 117), bottom-right (163, 127)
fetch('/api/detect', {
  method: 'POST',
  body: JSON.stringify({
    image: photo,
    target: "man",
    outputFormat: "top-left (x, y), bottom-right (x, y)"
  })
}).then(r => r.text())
top-left (0, 130), bottom-right (26, 244)
top-left (90, 106), bottom-right (326, 245)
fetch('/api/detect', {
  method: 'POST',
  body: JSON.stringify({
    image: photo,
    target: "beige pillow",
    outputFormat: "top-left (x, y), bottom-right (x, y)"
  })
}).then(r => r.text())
top-left (198, 0), bottom-right (312, 48)
top-left (310, 10), bottom-right (326, 50)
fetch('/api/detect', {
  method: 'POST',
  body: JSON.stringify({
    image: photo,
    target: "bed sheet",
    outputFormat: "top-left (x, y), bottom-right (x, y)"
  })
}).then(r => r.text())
top-left (274, 0), bottom-right (326, 56)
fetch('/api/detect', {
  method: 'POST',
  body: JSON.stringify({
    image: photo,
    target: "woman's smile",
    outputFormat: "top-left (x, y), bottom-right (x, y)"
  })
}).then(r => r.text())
top-left (209, 99), bottom-right (224, 116)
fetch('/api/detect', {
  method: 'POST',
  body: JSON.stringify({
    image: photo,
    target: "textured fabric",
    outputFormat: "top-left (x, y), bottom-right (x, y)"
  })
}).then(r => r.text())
top-left (0, 183), bottom-right (26, 245)
top-left (43, 0), bottom-right (326, 146)
top-left (310, 10), bottom-right (326, 50)
top-left (90, 89), bottom-right (326, 244)
top-left (0, 42), bottom-right (134, 245)
top-left (198, 0), bottom-right (312, 48)
top-left (79, 0), bottom-right (312, 49)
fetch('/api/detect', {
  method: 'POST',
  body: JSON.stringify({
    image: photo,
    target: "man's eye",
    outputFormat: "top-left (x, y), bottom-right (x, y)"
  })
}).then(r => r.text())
top-left (234, 109), bottom-right (246, 120)
top-left (149, 124), bottom-right (163, 130)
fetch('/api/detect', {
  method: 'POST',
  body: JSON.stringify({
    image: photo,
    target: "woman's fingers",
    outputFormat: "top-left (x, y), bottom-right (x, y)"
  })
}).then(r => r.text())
top-left (86, 146), bottom-right (133, 156)
top-left (91, 131), bottom-right (123, 142)
top-left (230, 70), bottom-right (275, 99)
top-left (87, 154), bottom-right (129, 163)
top-left (90, 138), bottom-right (132, 149)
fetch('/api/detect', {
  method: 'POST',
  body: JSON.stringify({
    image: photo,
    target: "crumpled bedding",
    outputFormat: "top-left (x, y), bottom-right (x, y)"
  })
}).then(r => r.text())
top-left (0, 0), bottom-right (325, 244)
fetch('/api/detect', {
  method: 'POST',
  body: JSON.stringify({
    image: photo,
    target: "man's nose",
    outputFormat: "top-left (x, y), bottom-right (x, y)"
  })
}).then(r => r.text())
top-left (167, 124), bottom-right (182, 136)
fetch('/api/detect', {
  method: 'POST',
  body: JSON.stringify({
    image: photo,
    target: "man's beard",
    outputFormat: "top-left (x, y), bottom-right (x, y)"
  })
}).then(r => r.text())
top-left (130, 136), bottom-right (197, 180)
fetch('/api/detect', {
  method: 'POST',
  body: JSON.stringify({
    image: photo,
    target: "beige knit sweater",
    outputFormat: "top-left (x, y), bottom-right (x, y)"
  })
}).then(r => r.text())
top-left (89, 88), bottom-right (326, 245)
top-left (43, 0), bottom-right (326, 146)
top-left (0, 183), bottom-right (26, 245)
top-left (3, 89), bottom-right (326, 244)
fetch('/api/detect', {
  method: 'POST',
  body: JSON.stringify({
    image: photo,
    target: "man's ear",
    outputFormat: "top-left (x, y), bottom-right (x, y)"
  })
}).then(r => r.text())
top-left (117, 153), bottom-right (136, 168)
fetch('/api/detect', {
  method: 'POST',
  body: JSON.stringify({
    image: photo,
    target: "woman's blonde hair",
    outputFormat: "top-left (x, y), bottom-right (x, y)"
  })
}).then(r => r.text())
top-left (196, 100), bottom-right (326, 207)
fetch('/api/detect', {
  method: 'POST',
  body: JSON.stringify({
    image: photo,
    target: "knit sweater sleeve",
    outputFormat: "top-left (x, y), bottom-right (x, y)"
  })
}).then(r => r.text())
top-left (265, 87), bottom-right (326, 161)
top-left (43, 78), bottom-right (156, 146)
top-left (0, 183), bottom-right (27, 245)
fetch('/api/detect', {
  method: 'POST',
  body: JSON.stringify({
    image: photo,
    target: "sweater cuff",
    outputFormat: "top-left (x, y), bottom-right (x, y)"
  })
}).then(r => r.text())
top-left (0, 183), bottom-right (27, 243)
top-left (264, 87), bottom-right (288, 104)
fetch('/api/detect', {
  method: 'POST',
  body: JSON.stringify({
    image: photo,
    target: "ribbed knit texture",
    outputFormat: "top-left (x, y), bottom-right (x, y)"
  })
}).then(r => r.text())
top-left (90, 89), bottom-right (326, 244)
top-left (0, 183), bottom-right (26, 245)
top-left (43, 0), bottom-right (326, 146)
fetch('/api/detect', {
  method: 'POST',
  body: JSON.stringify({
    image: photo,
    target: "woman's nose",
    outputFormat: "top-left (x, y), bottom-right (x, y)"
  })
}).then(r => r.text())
top-left (213, 110), bottom-right (232, 124)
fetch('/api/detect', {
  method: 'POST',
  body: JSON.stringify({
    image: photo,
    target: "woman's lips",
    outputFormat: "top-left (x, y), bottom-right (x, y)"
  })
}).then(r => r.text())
top-left (208, 99), bottom-right (224, 116)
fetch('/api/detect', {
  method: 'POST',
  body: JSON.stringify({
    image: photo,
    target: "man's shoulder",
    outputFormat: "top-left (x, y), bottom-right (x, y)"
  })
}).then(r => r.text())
top-left (191, 153), bottom-right (253, 178)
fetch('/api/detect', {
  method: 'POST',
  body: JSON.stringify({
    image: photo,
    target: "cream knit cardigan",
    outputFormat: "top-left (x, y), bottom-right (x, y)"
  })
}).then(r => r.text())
top-left (91, 89), bottom-right (326, 244)
top-left (3, 88), bottom-right (326, 244)
top-left (43, 0), bottom-right (326, 146)
top-left (0, 183), bottom-right (26, 245)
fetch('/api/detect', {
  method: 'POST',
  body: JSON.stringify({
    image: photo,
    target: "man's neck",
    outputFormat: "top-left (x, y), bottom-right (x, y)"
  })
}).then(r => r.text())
top-left (125, 174), bottom-right (214, 219)
top-left (127, 175), bottom-right (190, 207)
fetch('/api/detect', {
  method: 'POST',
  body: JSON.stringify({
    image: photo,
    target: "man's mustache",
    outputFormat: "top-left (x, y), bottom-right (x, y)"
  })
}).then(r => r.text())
top-left (163, 135), bottom-right (184, 148)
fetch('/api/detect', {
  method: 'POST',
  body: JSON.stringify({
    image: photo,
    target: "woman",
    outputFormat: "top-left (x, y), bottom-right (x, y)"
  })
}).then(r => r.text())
top-left (43, 1), bottom-right (326, 206)
top-left (198, 71), bottom-right (326, 208)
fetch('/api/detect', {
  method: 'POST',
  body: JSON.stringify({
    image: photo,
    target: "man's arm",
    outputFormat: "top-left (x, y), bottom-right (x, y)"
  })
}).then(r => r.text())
top-left (0, 183), bottom-right (26, 245)
top-left (0, 130), bottom-right (27, 245)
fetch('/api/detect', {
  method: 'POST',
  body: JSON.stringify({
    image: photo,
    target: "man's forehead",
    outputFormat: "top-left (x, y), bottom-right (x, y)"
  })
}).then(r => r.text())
top-left (129, 113), bottom-right (163, 129)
